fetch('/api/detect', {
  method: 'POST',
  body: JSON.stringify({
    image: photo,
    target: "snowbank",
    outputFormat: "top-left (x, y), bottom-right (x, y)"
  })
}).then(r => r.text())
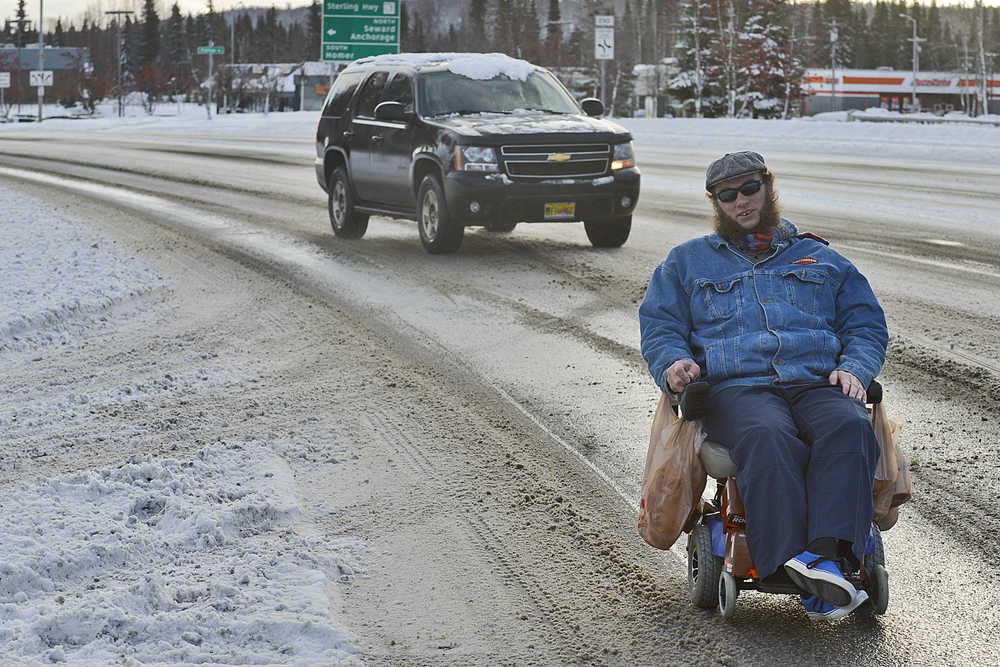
top-left (0, 189), bottom-right (162, 353)
top-left (0, 442), bottom-right (361, 665)
top-left (0, 185), bottom-right (362, 664)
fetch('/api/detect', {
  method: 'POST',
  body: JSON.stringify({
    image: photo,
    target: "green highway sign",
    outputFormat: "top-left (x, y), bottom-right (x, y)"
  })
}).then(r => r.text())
top-left (198, 45), bottom-right (225, 55)
top-left (322, 1), bottom-right (400, 63)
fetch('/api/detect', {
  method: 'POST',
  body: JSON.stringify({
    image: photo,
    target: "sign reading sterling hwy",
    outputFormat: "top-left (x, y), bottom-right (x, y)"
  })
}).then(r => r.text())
top-left (322, 1), bottom-right (400, 63)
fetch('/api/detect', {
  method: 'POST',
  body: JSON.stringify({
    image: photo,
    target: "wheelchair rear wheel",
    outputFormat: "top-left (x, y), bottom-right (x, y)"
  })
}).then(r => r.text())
top-left (863, 524), bottom-right (889, 614)
top-left (687, 523), bottom-right (722, 608)
top-left (867, 564), bottom-right (889, 614)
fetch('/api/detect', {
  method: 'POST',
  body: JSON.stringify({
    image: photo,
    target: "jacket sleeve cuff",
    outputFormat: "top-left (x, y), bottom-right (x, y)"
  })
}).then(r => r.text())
top-left (835, 362), bottom-right (874, 390)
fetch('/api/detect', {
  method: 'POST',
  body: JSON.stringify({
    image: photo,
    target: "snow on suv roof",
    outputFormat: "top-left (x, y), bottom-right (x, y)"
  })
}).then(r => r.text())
top-left (351, 52), bottom-right (536, 81)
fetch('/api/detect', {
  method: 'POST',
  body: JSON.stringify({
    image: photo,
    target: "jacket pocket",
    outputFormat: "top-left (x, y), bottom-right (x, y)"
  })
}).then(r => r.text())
top-left (694, 277), bottom-right (743, 321)
top-left (781, 268), bottom-right (830, 315)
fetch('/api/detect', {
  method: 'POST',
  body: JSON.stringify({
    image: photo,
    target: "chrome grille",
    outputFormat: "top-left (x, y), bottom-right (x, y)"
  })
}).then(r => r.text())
top-left (500, 143), bottom-right (610, 178)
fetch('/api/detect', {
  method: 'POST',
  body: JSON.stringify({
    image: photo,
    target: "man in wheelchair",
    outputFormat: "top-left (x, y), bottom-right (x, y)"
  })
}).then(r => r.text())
top-left (638, 151), bottom-right (889, 620)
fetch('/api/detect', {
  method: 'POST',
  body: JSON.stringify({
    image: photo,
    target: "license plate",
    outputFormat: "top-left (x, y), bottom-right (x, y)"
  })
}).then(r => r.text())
top-left (544, 202), bottom-right (575, 219)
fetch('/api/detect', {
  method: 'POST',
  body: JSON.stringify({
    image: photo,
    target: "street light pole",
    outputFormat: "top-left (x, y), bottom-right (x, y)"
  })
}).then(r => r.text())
top-left (105, 9), bottom-right (134, 118)
top-left (899, 13), bottom-right (922, 110)
top-left (36, 0), bottom-right (43, 122)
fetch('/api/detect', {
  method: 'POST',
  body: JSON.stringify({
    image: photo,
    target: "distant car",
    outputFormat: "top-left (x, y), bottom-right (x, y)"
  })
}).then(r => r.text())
top-left (314, 52), bottom-right (640, 254)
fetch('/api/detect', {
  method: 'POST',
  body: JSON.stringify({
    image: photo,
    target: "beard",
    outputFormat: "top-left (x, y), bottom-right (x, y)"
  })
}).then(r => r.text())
top-left (712, 187), bottom-right (782, 241)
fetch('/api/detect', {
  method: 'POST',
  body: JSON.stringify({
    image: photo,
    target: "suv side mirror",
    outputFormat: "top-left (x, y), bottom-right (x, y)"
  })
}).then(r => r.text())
top-left (375, 101), bottom-right (409, 122)
top-left (581, 98), bottom-right (604, 117)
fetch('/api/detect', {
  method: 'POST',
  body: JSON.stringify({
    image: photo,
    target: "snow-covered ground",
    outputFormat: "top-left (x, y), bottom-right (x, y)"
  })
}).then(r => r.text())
top-left (2, 100), bottom-right (999, 663)
top-left (0, 185), bottom-right (363, 664)
top-left (4, 99), bottom-right (999, 164)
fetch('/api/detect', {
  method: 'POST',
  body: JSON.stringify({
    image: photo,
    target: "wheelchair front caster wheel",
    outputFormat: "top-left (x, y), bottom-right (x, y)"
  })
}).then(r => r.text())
top-left (719, 571), bottom-right (739, 619)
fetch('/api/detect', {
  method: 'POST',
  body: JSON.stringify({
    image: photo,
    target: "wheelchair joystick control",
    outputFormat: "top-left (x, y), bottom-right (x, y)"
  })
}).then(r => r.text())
top-left (680, 380), bottom-right (711, 420)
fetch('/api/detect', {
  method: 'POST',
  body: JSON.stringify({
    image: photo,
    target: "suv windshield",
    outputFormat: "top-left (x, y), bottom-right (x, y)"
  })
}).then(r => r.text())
top-left (419, 70), bottom-right (580, 117)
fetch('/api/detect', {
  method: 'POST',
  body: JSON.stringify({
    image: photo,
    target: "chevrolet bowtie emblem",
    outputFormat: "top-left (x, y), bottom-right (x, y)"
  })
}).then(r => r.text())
top-left (547, 153), bottom-right (571, 162)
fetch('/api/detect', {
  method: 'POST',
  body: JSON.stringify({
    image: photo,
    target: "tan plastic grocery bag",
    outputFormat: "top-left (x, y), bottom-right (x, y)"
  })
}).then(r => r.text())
top-left (637, 393), bottom-right (707, 550)
top-left (871, 402), bottom-right (912, 530)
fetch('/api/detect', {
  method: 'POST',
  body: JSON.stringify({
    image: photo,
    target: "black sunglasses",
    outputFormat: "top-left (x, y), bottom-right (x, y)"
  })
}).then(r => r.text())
top-left (715, 180), bottom-right (763, 203)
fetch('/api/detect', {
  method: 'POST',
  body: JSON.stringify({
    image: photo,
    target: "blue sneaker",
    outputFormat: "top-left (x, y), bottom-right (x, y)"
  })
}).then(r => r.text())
top-left (784, 550), bottom-right (856, 607)
top-left (800, 590), bottom-right (869, 621)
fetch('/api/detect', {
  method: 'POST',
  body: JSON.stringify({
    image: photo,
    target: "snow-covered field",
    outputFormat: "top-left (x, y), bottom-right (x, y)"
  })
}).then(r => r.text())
top-left (2, 100), bottom-right (999, 663)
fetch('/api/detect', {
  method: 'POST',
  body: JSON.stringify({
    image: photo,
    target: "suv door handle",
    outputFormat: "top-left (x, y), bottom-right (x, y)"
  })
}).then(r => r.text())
top-left (372, 135), bottom-right (384, 143)
top-left (342, 130), bottom-right (353, 140)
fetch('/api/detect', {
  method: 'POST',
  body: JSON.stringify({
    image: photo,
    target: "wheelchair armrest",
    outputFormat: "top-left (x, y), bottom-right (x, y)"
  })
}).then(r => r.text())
top-left (679, 380), bottom-right (711, 420)
top-left (867, 380), bottom-right (882, 405)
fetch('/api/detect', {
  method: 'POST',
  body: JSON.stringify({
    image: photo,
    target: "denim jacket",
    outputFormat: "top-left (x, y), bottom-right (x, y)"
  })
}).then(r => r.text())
top-left (639, 221), bottom-right (888, 395)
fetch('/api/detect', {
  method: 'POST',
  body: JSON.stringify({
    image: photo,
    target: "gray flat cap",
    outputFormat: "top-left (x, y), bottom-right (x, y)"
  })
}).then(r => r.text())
top-left (705, 151), bottom-right (767, 191)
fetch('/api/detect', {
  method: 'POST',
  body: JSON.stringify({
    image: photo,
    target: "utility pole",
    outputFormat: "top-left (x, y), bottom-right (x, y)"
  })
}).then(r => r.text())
top-left (899, 13), bottom-right (923, 111)
top-left (105, 9), bottom-right (134, 118)
top-left (976, 1), bottom-right (988, 116)
top-left (36, 0), bottom-right (43, 122)
top-left (830, 19), bottom-right (837, 112)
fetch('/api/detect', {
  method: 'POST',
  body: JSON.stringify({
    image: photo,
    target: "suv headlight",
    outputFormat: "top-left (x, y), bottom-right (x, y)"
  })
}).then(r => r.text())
top-left (456, 146), bottom-right (499, 172)
top-left (611, 141), bottom-right (635, 170)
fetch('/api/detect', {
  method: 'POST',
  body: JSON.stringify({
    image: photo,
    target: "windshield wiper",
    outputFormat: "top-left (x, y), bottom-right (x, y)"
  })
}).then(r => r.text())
top-left (439, 109), bottom-right (513, 116)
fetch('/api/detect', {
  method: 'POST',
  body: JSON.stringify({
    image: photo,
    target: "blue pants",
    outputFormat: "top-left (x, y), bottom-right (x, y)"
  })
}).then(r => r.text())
top-left (703, 383), bottom-right (880, 579)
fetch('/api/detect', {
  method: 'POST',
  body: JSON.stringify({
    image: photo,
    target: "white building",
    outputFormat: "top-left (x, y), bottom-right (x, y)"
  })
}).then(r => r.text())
top-left (801, 68), bottom-right (1000, 116)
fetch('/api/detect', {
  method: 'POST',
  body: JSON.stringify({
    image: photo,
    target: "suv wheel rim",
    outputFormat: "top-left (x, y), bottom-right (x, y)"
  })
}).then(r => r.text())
top-left (332, 179), bottom-right (347, 227)
top-left (421, 188), bottom-right (439, 240)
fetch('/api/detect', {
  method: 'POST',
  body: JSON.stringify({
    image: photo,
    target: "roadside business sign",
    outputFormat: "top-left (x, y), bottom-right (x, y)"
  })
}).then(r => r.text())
top-left (0, 72), bottom-right (10, 88)
top-left (29, 70), bottom-right (54, 86)
top-left (322, 1), bottom-right (400, 63)
top-left (197, 45), bottom-right (225, 55)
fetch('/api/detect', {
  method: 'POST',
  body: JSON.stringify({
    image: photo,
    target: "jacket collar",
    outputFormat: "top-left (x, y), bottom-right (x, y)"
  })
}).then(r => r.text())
top-left (707, 218), bottom-right (798, 250)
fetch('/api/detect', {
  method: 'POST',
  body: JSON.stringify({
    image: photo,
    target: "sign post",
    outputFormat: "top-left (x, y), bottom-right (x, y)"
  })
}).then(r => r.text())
top-left (29, 70), bottom-right (53, 120)
top-left (594, 15), bottom-right (614, 114)
top-left (321, 1), bottom-right (400, 64)
top-left (197, 42), bottom-right (225, 119)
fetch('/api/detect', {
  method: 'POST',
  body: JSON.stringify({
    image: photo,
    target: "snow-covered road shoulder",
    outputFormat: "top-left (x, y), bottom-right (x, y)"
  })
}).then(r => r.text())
top-left (0, 185), bottom-right (362, 664)
top-left (0, 184), bottom-right (162, 354)
top-left (0, 443), bottom-right (361, 664)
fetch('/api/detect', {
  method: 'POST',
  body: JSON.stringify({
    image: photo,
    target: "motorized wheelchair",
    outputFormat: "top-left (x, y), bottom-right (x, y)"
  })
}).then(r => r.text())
top-left (676, 381), bottom-right (890, 620)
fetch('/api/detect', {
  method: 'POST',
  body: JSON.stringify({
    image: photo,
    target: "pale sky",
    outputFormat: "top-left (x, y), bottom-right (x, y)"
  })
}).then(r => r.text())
top-left (4, 0), bottom-right (999, 31)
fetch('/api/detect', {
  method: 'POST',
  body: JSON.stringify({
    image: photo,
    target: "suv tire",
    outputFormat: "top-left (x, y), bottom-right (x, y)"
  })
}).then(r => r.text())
top-left (417, 174), bottom-right (464, 254)
top-left (328, 166), bottom-right (369, 239)
top-left (584, 215), bottom-right (631, 248)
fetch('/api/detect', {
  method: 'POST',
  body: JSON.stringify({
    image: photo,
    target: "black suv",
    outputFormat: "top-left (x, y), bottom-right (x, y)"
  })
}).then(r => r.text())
top-left (314, 53), bottom-right (640, 254)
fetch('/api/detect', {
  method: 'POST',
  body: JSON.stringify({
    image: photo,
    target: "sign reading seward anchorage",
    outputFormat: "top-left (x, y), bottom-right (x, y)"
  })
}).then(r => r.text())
top-left (322, 1), bottom-right (400, 63)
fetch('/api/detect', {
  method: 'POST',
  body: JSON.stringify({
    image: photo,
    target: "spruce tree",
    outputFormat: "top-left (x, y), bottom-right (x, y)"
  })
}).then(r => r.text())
top-left (614, 2), bottom-right (636, 116)
top-left (15, 0), bottom-right (31, 46)
top-left (545, 0), bottom-right (562, 66)
top-left (520, 1), bottom-right (542, 62)
top-left (669, 0), bottom-right (718, 116)
top-left (308, 0), bottom-right (322, 60)
top-left (138, 0), bottom-right (161, 71)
